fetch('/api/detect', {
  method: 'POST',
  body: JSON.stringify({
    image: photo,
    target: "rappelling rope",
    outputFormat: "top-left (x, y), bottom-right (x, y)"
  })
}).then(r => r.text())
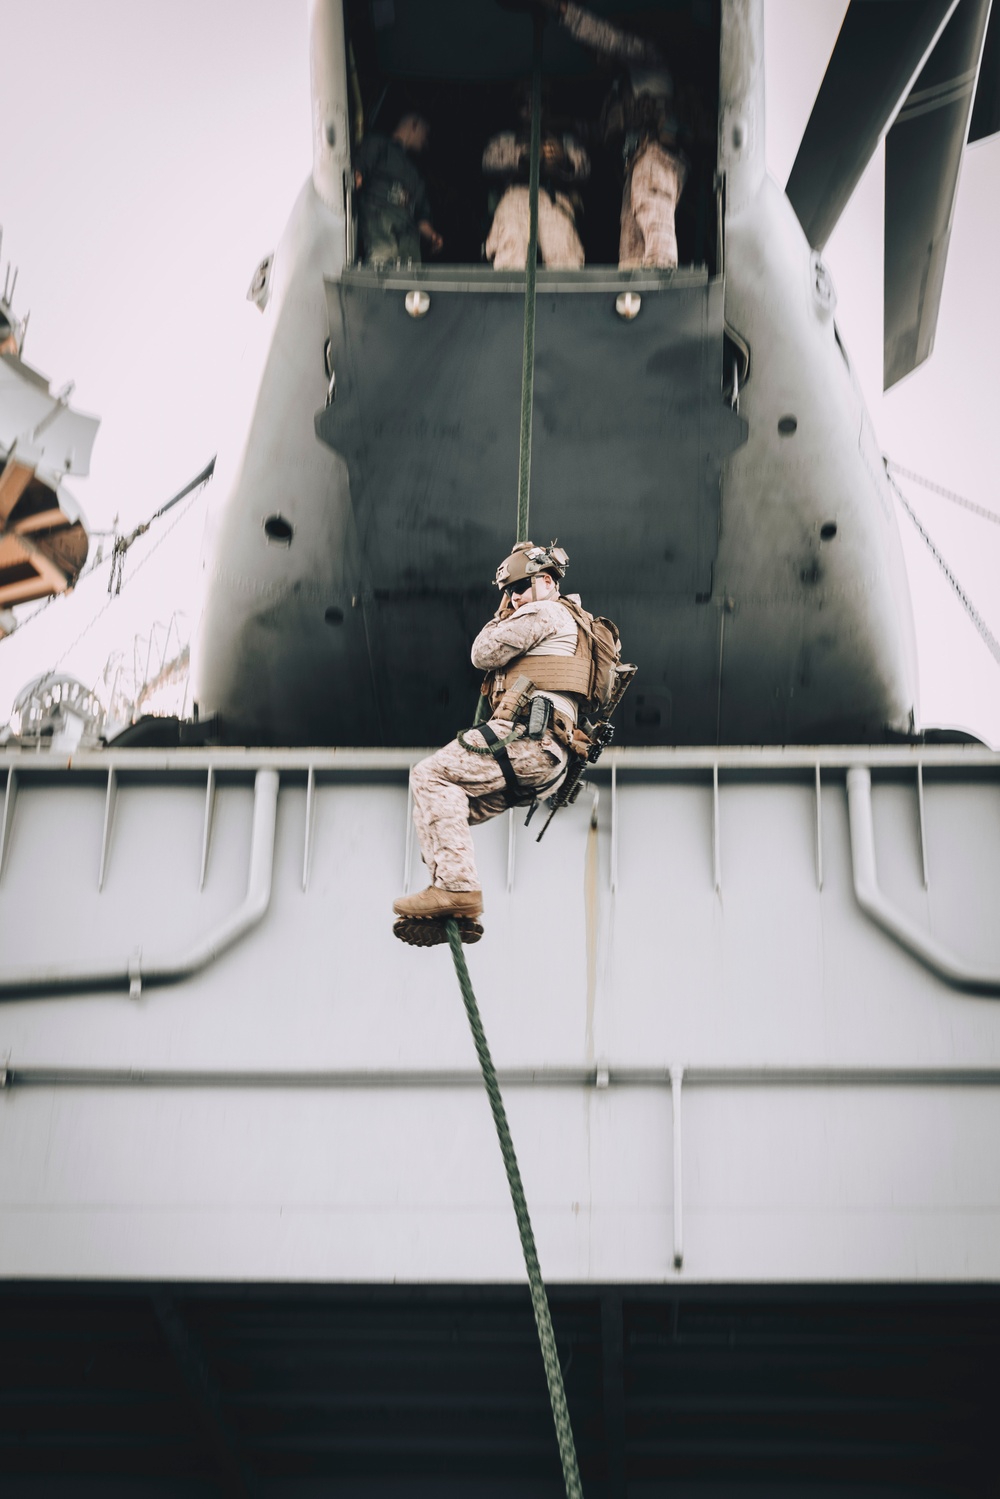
top-left (445, 35), bottom-right (578, 1493)
top-left (516, 9), bottom-right (545, 548)
top-left (887, 468), bottom-right (1000, 670)
top-left (474, 11), bottom-right (545, 730)
top-left (445, 920), bottom-right (584, 1499)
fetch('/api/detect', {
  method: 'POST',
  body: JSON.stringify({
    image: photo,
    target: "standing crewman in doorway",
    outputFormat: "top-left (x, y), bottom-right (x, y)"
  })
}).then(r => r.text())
top-left (483, 86), bottom-right (591, 269)
top-left (353, 111), bottom-right (444, 266)
top-left (536, 0), bottom-right (687, 269)
top-left (393, 542), bottom-right (596, 942)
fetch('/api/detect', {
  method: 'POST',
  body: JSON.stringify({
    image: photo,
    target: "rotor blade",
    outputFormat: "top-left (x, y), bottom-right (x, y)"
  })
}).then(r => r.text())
top-left (884, 0), bottom-right (993, 389)
top-left (969, 0), bottom-right (1000, 140)
top-left (786, 0), bottom-right (958, 251)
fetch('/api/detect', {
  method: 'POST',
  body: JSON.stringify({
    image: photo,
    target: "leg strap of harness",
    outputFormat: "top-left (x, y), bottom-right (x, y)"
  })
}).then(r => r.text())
top-left (477, 722), bottom-right (523, 806)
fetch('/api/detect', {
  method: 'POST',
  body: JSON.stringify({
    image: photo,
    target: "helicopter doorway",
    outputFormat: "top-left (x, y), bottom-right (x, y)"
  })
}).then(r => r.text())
top-left (344, 0), bottom-right (722, 274)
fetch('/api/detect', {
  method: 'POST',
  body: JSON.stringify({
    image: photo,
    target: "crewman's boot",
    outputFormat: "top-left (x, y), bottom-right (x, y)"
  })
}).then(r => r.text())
top-left (392, 886), bottom-right (484, 947)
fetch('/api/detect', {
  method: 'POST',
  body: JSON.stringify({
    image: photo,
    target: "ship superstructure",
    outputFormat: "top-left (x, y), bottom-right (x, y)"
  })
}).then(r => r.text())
top-left (1, 743), bottom-right (999, 1487)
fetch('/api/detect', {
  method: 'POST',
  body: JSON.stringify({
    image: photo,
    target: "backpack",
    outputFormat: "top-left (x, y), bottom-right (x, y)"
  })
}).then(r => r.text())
top-left (559, 597), bottom-right (622, 719)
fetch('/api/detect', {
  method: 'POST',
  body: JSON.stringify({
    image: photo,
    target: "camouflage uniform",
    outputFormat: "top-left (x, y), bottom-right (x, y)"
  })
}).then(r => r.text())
top-left (558, 0), bottom-right (686, 269)
top-left (485, 186), bottom-right (586, 270)
top-left (619, 142), bottom-right (686, 269)
top-left (410, 731), bottom-right (565, 890)
top-left (483, 131), bottom-right (590, 269)
top-left (409, 598), bottom-right (575, 891)
top-left (560, 0), bottom-right (659, 67)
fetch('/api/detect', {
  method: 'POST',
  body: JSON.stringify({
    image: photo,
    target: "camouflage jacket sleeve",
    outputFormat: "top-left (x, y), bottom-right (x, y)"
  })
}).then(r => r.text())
top-left (484, 130), bottom-right (589, 183)
top-left (560, 0), bottom-right (662, 66)
top-left (483, 131), bottom-right (525, 175)
top-left (470, 601), bottom-right (560, 670)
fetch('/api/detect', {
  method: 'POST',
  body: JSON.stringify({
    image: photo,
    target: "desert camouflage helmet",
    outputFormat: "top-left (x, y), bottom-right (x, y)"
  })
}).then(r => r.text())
top-left (494, 541), bottom-right (569, 590)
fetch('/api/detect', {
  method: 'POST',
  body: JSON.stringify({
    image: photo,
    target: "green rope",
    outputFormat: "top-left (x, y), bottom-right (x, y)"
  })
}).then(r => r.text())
top-left (451, 43), bottom-right (582, 1487)
top-left (516, 10), bottom-right (544, 547)
top-left (474, 14), bottom-right (544, 729)
top-left (446, 920), bottom-right (584, 1499)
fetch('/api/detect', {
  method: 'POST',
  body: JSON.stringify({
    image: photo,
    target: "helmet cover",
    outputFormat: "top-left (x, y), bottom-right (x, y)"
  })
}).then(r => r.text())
top-left (495, 541), bottom-right (569, 590)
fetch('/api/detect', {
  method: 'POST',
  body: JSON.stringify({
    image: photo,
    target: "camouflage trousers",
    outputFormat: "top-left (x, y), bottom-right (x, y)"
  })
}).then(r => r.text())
top-left (359, 204), bottom-right (421, 266)
top-left (486, 186), bottom-right (585, 270)
top-left (619, 141), bottom-right (686, 269)
top-left (410, 724), bottom-right (568, 891)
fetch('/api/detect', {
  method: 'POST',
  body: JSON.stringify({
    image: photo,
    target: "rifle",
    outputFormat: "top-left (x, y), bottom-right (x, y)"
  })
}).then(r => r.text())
top-left (533, 663), bottom-right (637, 842)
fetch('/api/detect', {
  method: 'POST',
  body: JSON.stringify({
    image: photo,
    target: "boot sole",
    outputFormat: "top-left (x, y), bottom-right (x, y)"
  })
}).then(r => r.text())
top-left (393, 915), bottom-right (484, 947)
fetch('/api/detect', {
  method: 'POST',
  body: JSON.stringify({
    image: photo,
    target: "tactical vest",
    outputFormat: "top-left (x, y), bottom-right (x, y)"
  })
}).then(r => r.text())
top-left (487, 597), bottom-right (620, 719)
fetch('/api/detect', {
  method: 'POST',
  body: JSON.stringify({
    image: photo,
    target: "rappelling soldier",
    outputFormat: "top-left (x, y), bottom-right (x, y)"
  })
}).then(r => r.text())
top-left (393, 542), bottom-right (608, 945)
top-left (353, 112), bottom-right (444, 266)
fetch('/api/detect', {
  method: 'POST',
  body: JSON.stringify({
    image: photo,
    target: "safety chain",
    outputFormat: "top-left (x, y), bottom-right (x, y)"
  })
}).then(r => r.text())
top-left (445, 921), bottom-right (584, 1499)
top-left (885, 459), bottom-right (1000, 528)
top-left (887, 469), bottom-right (1000, 669)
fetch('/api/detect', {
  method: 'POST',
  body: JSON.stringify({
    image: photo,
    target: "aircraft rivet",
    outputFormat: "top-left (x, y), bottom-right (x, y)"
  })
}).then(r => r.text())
top-left (405, 290), bottom-right (431, 318)
top-left (615, 292), bottom-right (641, 320)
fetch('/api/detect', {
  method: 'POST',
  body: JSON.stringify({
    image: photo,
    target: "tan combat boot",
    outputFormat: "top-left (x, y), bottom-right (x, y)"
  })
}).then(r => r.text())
top-left (392, 886), bottom-right (484, 947)
top-left (393, 886), bottom-right (483, 919)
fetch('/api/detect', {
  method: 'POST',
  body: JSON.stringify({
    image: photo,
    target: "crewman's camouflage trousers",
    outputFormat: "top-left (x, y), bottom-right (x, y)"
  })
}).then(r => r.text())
top-left (359, 204), bottom-right (421, 266)
top-left (486, 186), bottom-right (585, 270)
top-left (619, 141), bottom-right (686, 269)
top-left (410, 725), bottom-right (568, 890)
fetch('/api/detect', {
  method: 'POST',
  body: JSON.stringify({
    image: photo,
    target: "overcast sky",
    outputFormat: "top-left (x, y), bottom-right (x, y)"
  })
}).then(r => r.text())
top-left (1, 0), bottom-right (998, 741)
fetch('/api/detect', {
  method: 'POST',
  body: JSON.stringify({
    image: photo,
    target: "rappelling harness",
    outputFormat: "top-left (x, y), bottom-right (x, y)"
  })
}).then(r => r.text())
top-left (457, 591), bottom-right (634, 837)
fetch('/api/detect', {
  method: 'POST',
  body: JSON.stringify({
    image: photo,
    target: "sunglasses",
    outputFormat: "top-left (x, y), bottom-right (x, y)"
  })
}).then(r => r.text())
top-left (506, 576), bottom-right (541, 594)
